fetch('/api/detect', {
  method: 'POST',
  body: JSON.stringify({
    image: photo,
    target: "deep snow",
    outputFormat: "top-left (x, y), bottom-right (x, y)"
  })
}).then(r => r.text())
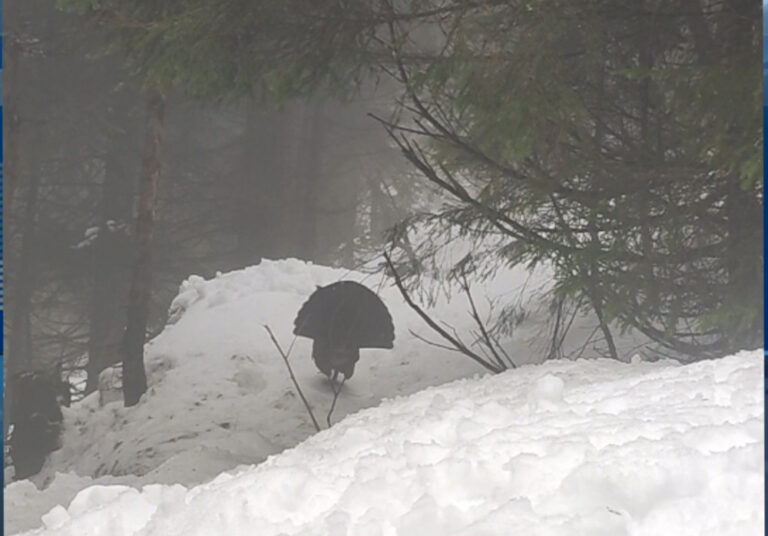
top-left (5, 259), bottom-right (762, 535)
top-left (16, 351), bottom-right (765, 535)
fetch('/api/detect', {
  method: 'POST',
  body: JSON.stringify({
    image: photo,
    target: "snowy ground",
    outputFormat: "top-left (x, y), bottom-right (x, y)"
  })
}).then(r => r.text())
top-left (6, 259), bottom-right (762, 534)
top-left (14, 351), bottom-right (765, 535)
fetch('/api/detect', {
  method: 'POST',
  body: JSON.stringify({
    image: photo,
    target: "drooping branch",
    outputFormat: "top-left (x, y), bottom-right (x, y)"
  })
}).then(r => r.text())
top-left (383, 251), bottom-right (504, 374)
top-left (459, 271), bottom-right (517, 370)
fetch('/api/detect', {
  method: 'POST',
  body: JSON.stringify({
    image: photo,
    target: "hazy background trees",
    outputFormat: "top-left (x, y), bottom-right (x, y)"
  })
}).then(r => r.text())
top-left (4, 0), bottom-right (412, 419)
top-left (4, 0), bottom-right (761, 434)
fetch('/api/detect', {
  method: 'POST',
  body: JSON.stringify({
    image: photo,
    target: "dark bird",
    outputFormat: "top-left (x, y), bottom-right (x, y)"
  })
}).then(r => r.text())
top-left (294, 281), bottom-right (395, 381)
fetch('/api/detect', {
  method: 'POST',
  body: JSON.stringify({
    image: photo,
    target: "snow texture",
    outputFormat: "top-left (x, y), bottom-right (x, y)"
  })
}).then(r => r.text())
top-left (13, 351), bottom-right (764, 535)
top-left (5, 259), bottom-right (762, 535)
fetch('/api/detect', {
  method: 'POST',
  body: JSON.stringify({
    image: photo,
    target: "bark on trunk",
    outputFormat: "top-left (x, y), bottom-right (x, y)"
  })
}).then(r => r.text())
top-left (85, 145), bottom-right (134, 394)
top-left (121, 90), bottom-right (165, 407)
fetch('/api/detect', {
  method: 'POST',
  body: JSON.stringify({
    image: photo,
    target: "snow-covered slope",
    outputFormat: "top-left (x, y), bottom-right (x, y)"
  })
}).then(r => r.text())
top-left (11, 258), bottom-right (748, 535)
top-left (8, 257), bottom-right (595, 533)
top-left (19, 350), bottom-right (764, 535)
top-left (38, 259), bottom-right (559, 484)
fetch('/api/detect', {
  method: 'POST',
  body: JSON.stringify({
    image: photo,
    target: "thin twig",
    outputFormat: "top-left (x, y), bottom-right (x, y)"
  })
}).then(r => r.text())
top-left (384, 251), bottom-right (503, 374)
top-left (408, 329), bottom-right (464, 352)
top-left (567, 325), bottom-right (601, 361)
top-left (547, 294), bottom-right (566, 360)
top-left (460, 271), bottom-right (516, 369)
top-left (554, 294), bottom-right (584, 358)
top-left (263, 325), bottom-right (321, 433)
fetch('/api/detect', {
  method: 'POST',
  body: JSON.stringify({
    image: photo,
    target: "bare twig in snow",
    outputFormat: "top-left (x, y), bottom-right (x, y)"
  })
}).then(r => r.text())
top-left (460, 272), bottom-right (517, 369)
top-left (384, 251), bottom-right (504, 374)
top-left (263, 325), bottom-right (322, 433)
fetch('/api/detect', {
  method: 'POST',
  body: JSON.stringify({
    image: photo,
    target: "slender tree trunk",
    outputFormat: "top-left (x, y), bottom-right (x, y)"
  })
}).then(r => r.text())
top-left (724, 178), bottom-right (762, 351)
top-left (121, 90), bottom-right (165, 407)
top-left (235, 102), bottom-right (293, 264)
top-left (5, 170), bottom-right (40, 441)
top-left (584, 41), bottom-right (619, 362)
top-left (85, 145), bottom-right (134, 395)
top-left (2, 34), bottom-right (20, 441)
top-left (637, 14), bottom-right (658, 308)
top-left (86, 280), bottom-right (115, 395)
top-left (3, 36), bottom-right (21, 210)
top-left (720, 0), bottom-right (762, 352)
top-left (298, 99), bottom-right (324, 261)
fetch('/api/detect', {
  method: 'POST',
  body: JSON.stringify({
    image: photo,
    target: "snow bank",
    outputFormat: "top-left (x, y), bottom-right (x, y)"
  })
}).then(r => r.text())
top-left (17, 350), bottom-right (763, 535)
top-left (3, 258), bottom-right (658, 533)
top-left (9, 258), bottom-right (595, 532)
top-left (30, 259), bottom-right (570, 488)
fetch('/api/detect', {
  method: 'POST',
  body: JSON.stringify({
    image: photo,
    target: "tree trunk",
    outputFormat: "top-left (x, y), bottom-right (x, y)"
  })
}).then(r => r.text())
top-left (720, 0), bottom-right (762, 352)
top-left (121, 90), bottom-right (165, 407)
top-left (3, 36), bottom-right (21, 210)
top-left (235, 102), bottom-right (295, 264)
top-left (85, 143), bottom-right (134, 395)
top-left (5, 170), bottom-right (40, 441)
top-left (724, 177), bottom-right (762, 351)
top-left (637, 14), bottom-right (658, 308)
top-left (298, 99), bottom-right (325, 261)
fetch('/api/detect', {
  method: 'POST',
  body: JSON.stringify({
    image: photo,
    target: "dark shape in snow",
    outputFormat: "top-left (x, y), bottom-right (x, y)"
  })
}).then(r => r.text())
top-left (294, 281), bottom-right (394, 381)
top-left (9, 372), bottom-right (70, 480)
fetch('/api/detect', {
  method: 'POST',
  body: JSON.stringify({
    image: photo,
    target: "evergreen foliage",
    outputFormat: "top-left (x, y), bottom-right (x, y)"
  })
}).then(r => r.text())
top-left (63, 0), bottom-right (763, 359)
top-left (59, 0), bottom-right (385, 100)
top-left (382, 0), bottom-right (763, 358)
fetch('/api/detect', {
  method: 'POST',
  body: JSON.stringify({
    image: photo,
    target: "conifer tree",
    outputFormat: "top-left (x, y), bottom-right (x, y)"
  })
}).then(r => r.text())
top-left (63, 0), bottom-right (762, 360)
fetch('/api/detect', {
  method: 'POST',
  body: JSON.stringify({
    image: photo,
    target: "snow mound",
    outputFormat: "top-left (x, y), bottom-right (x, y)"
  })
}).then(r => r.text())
top-left (18, 350), bottom-right (763, 535)
top-left (34, 259), bottom-right (569, 487)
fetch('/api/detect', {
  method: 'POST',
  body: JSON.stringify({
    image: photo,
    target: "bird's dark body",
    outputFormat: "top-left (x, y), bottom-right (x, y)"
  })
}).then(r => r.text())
top-left (311, 339), bottom-right (359, 381)
top-left (294, 281), bottom-right (394, 380)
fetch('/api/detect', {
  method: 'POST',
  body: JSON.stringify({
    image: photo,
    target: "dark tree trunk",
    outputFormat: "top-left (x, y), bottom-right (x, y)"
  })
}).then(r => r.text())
top-left (235, 102), bottom-right (297, 264)
top-left (3, 36), bottom-right (21, 210)
top-left (297, 99), bottom-right (325, 262)
top-left (5, 170), bottom-right (40, 441)
top-left (121, 90), bottom-right (165, 407)
top-left (724, 178), bottom-right (763, 351)
top-left (637, 15), bottom-right (658, 308)
top-left (85, 142), bottom-right (134, 395)
top-left (720, 0), bottom-right (763, 352)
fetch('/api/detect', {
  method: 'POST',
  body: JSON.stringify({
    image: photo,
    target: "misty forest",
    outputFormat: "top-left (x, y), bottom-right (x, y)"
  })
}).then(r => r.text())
top-left (3, 1), bottom-right (764, 534)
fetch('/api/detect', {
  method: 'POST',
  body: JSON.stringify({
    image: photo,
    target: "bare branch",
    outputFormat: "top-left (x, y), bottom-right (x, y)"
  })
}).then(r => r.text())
top-left (263, 325), bottom-right (322, 433)
top-left (460, 271), bottom-right (517, 369)
top-left (384, 251), bottom-right (503, 374)
top-left (408, 329), bottom-right (464, 353)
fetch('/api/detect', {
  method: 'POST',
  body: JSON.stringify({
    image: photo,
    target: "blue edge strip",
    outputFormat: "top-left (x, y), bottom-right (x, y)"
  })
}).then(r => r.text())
top-left (763, 7), bottom-right (768, 533)
top-left (762, 7), bottom-right (767, 530)
top-left (764, 9), bottom-right (767, 529)
top-left (1, 3), bottom-right (5, 531)
top-left (1, 3), bottom-right (5, 530)
top-left (0, 5), bottom-right (5, 535)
